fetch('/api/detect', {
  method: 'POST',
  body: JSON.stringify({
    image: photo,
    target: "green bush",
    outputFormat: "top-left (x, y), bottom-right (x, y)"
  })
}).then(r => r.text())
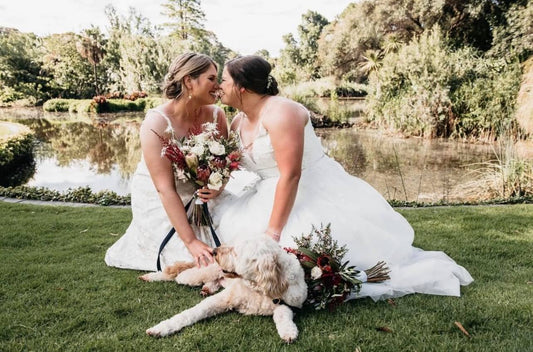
top-left (0, 130), bottom-right (36, 187)
top-left (366, 28), bottom-right (522, 139)
top-left (0, 185), bottom-right (131, 206)
top-left (43, 97), bottom-right (165, 113)
top-left (43, 98), bottom-right (75, 112)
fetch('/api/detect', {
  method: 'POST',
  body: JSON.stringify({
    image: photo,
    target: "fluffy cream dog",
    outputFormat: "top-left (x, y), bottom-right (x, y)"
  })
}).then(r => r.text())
top-left (140, 235), bottom-right (307, 343)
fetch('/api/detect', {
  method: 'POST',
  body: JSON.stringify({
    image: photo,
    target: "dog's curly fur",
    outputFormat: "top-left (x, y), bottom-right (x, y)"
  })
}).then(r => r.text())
top-left (140, 235), bottom-right (307, 343)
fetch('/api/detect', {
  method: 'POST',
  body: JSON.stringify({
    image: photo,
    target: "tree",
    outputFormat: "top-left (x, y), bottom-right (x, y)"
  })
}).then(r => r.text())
top-left (161, 0), bottom-right (206, 40)
top-left (0, 28), bottom-right (50, 104)
top-left (273, 10), bottom-right (329, 84)
top-left (42, 32), bottom-right (95, 98)
top-left (76, 27), bottom-right (106, 96)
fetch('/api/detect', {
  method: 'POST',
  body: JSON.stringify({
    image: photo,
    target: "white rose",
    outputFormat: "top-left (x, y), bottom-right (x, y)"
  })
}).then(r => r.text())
top-left (208, 141), bottom-right (225, 156)
top-left (311, 266), bottom-right (323, 280)
top-left (207, 172), bottom-right (224, 190)
top-left (190, 144), bottom-right (204, 156)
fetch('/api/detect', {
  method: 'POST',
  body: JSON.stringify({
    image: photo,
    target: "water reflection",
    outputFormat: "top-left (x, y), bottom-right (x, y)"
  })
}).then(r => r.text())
top-left (317, 128), bottom-right (498, 202)
top-left (1, 108), bottom-right (503, 201)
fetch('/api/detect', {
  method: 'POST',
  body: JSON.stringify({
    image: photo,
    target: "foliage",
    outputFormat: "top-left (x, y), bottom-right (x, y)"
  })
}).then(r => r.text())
top-left (1, 202), bottom-right (532, 351)
top-left (365, 28), bottom-right (522, 139)
top-left (316, 0), bottom-right (518, 82)
top-left (76, 27), bottom-right (106, 96)
top-left (41, 32), bottom-right (96, 99)
top-left (0, 185), bottom-right (130, 206)
top-left (489, 0), bottom-right (533, 62)
top-left (273, 11), bottom-right (329, 84)
top-left (0, 130), bottom-right (35, 186)
top-left (0, 28), bottom-right (50, 105)
top-left (43, 97), bottom-right (164, 113)
top-left (162, 0), bottom-right (206, 40)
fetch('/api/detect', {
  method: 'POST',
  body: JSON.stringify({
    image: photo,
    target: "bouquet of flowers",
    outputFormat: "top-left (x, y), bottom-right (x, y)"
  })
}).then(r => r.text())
top-left (153, 122), bottom-right (242, 227)
top-left (285, 224), bottom-right (390, 310)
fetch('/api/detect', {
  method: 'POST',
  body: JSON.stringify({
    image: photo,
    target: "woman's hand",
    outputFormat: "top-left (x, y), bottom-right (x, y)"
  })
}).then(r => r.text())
top-left (197, 186), bottom-right (224, 202)
top-left (185, 238), bottom-right (214, 267)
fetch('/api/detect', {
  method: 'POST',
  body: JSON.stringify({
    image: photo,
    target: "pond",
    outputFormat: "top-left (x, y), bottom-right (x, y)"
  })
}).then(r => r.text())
top-left (0, 107), bottom-right (504, 202)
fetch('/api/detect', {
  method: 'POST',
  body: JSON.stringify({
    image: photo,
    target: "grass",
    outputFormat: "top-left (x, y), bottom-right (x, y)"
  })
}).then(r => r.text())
top-left (1, 202), bottom-right (532, 352)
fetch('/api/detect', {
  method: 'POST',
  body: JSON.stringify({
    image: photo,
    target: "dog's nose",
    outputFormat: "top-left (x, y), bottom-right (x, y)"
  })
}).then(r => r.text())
top-left (212, 248), bottom-right (218, 256)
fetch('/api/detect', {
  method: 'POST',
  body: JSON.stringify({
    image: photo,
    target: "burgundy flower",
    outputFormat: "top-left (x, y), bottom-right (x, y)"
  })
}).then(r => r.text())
top-left (228, 151), bottom-right (241, 162)
top-left (152, 130), bottom-right (186, 169)
top-left (317, 255), bottom-right (332, 271)
top-left (196, 165), bottom-right (211, 183)
top-left (229, 161), bottom-right (240, 171)
top-left (212, 156), bottom-right (227, 169)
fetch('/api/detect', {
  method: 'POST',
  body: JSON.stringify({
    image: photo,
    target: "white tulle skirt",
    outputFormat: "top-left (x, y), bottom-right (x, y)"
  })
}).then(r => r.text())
top-left (213, 157), bottom-right (473, 301)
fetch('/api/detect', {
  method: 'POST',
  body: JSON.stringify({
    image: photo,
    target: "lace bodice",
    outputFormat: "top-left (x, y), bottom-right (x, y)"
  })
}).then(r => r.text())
top-left (238, 114), bottom-right (325, 179)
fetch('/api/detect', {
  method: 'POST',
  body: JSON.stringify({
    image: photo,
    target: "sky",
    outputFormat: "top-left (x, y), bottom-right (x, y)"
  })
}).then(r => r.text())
top-left (0, 0), bottom-right (354, 56)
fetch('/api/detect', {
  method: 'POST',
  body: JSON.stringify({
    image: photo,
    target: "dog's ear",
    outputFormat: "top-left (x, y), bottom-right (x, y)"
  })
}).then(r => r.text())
top-left (253, 253), bottom-right (289, 299)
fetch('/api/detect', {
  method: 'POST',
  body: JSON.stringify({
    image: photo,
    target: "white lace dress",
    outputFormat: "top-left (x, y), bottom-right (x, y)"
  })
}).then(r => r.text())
top-left (213, 113), bottom-right (473, 301)
top-left (105, 108), bottom-right (218, 271)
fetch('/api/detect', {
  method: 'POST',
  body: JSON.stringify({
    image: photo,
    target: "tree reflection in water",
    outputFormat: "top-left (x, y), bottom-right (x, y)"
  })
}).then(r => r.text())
top-left (3, 109), bottom-right (503, 202)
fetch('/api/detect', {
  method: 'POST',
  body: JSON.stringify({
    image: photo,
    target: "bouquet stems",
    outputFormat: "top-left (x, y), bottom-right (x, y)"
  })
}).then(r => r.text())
top-left (364, 261), bottom-right (391, 283)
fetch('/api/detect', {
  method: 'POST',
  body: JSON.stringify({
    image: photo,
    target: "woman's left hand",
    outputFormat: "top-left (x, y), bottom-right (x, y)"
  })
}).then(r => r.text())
top-left (197, 186), bottom-right (223, 202)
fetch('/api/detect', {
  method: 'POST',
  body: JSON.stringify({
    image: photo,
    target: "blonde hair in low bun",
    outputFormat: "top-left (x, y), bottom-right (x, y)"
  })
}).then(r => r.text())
top-left (162, 53), bottom-right (217, 100)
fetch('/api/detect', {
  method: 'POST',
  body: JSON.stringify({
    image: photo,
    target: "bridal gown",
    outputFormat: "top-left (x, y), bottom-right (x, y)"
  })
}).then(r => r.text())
top-left (104, 108), bottom-right (219, 271)
top-left (213, 112), bottom-right (473, 301)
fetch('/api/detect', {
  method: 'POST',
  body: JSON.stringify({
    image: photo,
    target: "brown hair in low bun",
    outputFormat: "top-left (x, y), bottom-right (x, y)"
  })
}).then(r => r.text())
top-left (225, 55), bottom-right (279, 96)
top-left (162, 53), bottom-right (217, 100)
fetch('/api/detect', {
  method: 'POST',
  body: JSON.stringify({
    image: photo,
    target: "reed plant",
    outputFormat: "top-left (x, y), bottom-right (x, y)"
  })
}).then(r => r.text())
top-left (459, 139), bottom-right (533, 200)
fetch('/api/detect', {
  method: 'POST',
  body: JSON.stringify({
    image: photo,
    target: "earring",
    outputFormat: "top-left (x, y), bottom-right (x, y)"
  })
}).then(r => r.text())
top-left (188, 94), bottom-right (192, 100)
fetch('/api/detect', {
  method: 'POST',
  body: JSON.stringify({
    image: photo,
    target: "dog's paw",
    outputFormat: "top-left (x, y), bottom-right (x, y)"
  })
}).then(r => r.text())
top-left (139, 272), bottom-right (166, 282)
top-left (146, 322), bottom-right (174, 337)
top-left (279, 326), bottom-right (298, 344)
top-left (200, 286), bottom-right (211, 296)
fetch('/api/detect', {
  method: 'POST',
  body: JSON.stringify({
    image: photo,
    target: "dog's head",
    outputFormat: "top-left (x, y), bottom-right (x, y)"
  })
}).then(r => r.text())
top-left (213, 236), bottom-right (291, 300)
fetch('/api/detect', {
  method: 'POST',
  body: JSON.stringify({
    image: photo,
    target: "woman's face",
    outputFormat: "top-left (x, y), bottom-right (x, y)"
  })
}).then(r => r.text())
top-left (219, 67), bottom-right (240, 108)
top-left (189, 64), bottom-right (219, 105)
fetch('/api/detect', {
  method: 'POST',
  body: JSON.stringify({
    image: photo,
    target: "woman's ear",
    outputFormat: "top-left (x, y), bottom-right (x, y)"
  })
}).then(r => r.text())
top-left (184, 75), bottom-right (193, 91)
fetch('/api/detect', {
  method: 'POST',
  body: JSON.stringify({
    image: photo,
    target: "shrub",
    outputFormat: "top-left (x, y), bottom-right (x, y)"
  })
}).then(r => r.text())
top-left (0, 185), bottom-right (131, 206)
top-left (366, 28), bottom-right (522, 139)
top-left (0, 126), bottom-right (35, 187)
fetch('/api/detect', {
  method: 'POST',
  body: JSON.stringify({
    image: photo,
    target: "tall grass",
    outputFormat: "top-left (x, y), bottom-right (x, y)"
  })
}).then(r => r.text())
top-left (460, 139), bottom-right (533, 199)
top-left (1, 202), bottom-right (532, 351)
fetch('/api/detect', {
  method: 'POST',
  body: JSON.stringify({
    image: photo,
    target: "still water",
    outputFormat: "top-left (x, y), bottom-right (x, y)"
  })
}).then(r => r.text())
top-left (1, 107), bottom-right (501, 202)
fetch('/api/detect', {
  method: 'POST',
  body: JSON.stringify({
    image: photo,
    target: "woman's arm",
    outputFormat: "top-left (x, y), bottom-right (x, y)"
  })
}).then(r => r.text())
top-left (140, 113), bottom-right (213, 267)
top-left (263, 103), bottom-right (307, 241)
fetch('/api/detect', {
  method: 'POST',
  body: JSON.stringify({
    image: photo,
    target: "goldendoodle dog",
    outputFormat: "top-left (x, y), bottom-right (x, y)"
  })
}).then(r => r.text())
top-left (140, 236), bottom-right (307, 343)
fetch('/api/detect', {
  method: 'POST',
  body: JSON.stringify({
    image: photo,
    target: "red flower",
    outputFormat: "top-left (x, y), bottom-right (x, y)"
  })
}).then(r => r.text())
top-left (196, 165), bottom-right (211, 183)
top-left (212, 156), bottom-right (227, 169)
top-left (229, 161), bottom-right (240, 171)
top-left (317, 255), bottom-right (331, 270)
top-left (152, 130), bottom-right (186, 169)
top-left (228, 151), bottom-right (241, 162)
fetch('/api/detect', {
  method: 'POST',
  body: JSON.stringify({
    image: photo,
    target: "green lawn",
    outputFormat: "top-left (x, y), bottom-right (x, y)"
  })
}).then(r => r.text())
top-left (1, 202), bottom-right (532, 352)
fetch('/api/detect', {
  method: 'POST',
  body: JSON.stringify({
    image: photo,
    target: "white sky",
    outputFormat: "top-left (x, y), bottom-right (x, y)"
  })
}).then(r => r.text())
top-left (0, 0), bottom-right (354, 56)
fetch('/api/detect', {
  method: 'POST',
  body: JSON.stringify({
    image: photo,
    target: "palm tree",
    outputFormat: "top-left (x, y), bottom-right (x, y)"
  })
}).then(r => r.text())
top-left (76, 27), bottom-right (106, 96)
top-left (359, 49), bottom-right (383, 96)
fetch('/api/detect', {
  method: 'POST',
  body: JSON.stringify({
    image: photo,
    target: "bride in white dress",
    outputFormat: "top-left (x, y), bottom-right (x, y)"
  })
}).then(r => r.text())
top-left (213, 55), bottom-right (473, 300)
top-left (105, 53), bottom-right (227, 271)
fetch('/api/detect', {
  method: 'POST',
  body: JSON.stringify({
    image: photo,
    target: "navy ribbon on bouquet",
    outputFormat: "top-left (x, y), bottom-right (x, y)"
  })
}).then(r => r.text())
top-left (156, 197), bottom-right (221, 272)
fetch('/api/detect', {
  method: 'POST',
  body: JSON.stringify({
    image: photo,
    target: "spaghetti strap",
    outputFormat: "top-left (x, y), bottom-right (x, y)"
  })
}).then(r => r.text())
top-left (148, 108), bottom-right (175, 138)
top-left (212, 106), bottom-right (218, 123)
